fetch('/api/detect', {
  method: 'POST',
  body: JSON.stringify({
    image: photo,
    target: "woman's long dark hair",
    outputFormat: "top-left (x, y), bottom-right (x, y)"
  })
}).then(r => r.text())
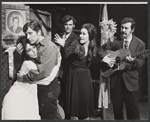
top-left (77, 23), bottom-right (97, 65)
top-left (13, 36), bottom-right (28, 82)
top-left (13, 36), bottom-right (40, 82)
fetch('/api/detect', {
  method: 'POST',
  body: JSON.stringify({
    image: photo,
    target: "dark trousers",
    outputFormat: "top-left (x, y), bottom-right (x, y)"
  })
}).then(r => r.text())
top-left (111, 77), bottom-right (140, 120)
top-left (58, 77), bottom-right (66, 110)
top-left (38, 77), bottom-right (61, 120)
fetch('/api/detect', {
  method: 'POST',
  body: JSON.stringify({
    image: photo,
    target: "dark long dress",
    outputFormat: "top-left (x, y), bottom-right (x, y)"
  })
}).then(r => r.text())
top-left (65, 56), bottom-right (94, 119)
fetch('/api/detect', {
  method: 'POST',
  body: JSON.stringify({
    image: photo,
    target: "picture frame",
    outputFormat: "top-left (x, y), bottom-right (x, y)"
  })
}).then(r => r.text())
top-left (2, 4), bottom-right (30, 36)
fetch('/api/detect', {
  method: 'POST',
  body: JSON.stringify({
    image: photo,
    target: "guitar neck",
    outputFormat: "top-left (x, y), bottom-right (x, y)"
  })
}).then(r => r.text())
top-left (131, 49), bottom-right (148, 57)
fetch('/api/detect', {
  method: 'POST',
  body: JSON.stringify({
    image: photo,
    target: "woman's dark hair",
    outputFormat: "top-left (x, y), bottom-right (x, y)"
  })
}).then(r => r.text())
top-left (16, 36), bottom-right (40, 63)
top-left (13, 36), bottom-right (29, 82)
top-left (78, 23), bottom-right (97, 64)
top-left (13, 36), bottom-right (39, 82)
top-left (16, 36), bottom-right (29, 61)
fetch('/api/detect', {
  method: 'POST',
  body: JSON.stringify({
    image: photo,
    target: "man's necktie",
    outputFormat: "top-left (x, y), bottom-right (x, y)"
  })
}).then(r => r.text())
top-left (124, 40), bottom-right (129, 49)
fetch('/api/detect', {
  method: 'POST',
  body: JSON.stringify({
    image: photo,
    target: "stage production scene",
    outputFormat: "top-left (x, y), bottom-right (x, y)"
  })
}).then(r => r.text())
top-left (1, 2), bottom-right (148, 120)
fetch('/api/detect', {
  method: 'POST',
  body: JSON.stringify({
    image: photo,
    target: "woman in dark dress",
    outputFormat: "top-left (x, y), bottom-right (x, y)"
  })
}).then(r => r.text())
top-left (65, 23), bottom-right (97, 120)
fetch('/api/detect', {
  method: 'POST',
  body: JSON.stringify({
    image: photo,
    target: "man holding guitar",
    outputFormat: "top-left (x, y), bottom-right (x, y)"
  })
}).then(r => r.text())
top-left (98, 17), bottom-right (146, 120)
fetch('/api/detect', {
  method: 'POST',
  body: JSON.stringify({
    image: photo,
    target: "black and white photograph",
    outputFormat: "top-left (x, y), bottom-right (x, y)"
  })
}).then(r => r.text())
top-left (1, 2), bottom-right (148, 120)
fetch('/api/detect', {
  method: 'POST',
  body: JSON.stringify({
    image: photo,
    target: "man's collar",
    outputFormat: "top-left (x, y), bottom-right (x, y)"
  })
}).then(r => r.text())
top-left (37, 36), bottom-right (49, 46)
top-left (123, 34), bottom-right (133, 43)
top-left (64, 32), bottom-right (72, 38)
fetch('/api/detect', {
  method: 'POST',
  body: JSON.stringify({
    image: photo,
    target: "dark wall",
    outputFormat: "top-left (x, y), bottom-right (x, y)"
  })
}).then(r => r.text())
top-left (64, 4), bottom-right (100, 30)
top-left (52, 4), bottom-right (101, 37)
top-left (28, 4), bottom-right (148, 47)
top-left (53, 4), bottom-right (148, 47)
top-left (107, 4), bottom-right (148, 48)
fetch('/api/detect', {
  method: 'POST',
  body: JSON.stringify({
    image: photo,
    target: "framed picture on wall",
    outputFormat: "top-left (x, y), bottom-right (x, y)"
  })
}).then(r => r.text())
top-left (2, 4), bottom-right (30, 36)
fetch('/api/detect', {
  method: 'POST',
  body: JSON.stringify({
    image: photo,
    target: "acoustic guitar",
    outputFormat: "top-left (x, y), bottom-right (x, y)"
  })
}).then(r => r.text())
top-left (101, 49), bottom-right (148, 77)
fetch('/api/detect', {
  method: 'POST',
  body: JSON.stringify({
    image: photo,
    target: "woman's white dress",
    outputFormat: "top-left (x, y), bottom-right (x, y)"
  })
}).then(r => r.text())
top-left (2, 61), bottom-right (41, 120)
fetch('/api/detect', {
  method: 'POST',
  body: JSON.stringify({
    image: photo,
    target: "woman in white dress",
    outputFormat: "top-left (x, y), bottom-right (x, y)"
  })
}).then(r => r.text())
top-left (1, 36), bottom-right (61, 120)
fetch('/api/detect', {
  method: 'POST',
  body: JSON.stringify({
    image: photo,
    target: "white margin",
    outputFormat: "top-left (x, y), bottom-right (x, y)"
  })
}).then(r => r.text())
top-left (2, 2), bottom-right (148, 4)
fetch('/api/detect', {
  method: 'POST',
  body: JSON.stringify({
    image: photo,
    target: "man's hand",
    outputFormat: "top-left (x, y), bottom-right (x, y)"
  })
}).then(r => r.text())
top-left (17, 72), bottom-right (23, 82)
top-left (102, 54), bottom-right (116, 67)
top-left (54, 33), bottom-right (65, 47)
top-left (16, 43), bottom-right (23, 55)
top-left (125, 55), bottom-right (136, 63)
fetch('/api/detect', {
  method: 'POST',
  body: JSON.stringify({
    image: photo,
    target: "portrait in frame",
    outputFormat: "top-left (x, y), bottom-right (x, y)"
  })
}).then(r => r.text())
top-left (2, 4), bottom-right (30, 36)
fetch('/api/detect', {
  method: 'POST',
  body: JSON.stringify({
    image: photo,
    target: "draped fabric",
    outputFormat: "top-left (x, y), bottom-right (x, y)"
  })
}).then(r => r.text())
top-left (2, 61), bottom-right (40, 120)
top-left (98, 4), bottom-right (111, 109)
top-left (1, 49), bottom-right (14, 102)
top-left (65, 57), bottom-right (94, 119)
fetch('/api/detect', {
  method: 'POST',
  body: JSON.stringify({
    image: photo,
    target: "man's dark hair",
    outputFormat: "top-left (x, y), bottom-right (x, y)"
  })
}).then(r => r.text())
top-left (13, 16), bottom-right (19, 22)
top-left (62, 15), bottom-right (77, 25)
top-left (121, 17), bottom-right (136, 31)
top-left (23, 20), bottom-right (44, 36)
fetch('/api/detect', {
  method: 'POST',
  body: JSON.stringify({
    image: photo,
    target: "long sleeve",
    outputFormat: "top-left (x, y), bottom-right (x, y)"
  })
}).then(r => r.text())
top-left (33, 51), bottom-right (61, 85)
top-left (122, 36), bottom-right (146, 71)
top-left (23, 38), bottom-right (58, 82)
top-left (64, 39), bottom-right (79, 58)
top-left (128, 43), bottom-right (146, 70)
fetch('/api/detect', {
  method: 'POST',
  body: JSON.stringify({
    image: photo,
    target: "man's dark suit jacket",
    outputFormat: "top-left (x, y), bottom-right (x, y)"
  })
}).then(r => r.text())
top-left (98, 35), bottom-right (145, 91)
top-left (9, 26), bottom-right (22, 34)
top-left (58, 32), bottom-right (79, 78)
